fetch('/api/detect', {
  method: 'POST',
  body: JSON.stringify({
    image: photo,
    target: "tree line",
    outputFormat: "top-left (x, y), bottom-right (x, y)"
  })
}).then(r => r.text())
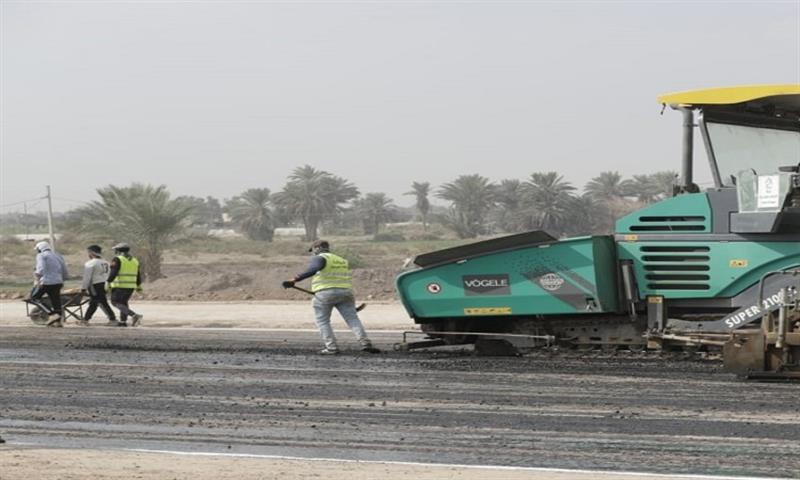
top-left (59, 165), bottom-right (676, 279)
top-left (436, 170), bottom-right (677, 239)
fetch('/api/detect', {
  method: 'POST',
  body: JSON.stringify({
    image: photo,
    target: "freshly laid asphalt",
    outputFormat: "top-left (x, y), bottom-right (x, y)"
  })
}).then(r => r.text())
top-left (0, 326), bottom-right (798, 478)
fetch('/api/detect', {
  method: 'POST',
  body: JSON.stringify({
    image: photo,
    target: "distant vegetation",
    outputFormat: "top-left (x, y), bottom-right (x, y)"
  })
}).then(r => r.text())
top-left (226, 188), bottom-right (275, 242)
top-left (272, 165), bottom-right (360, 241)
top-left (67, 184), bottom-right (194, 280)
top-left (1, 167), bottom-right (678, 277)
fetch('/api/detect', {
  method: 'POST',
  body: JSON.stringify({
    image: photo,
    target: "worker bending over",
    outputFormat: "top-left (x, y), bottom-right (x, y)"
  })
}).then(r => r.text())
top-left (284, 239), bottom-right (379, 355)
top-left (30, 241), bottom-right (69, 327)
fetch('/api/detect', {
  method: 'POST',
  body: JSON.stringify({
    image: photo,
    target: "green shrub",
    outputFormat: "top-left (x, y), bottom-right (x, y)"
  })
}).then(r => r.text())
top-left (372, 232), bottom-right (406, 242)
top-left (408, 232), bottom-right (442, 241)
top-left (0, 235), bottom-right (23, 246)
top-left (0, 236), bottom-right (30, 260)
top-left (334, 246), bottom-right (366, 269)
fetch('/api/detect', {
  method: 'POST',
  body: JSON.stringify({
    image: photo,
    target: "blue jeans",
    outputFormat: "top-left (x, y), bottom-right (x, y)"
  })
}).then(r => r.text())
top-left (312, 288), bottom-right (371, 351)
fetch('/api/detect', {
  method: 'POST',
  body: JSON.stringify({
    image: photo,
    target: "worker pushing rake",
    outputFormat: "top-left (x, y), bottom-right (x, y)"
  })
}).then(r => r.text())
top-left (283, 239), bottom-right (380, 355)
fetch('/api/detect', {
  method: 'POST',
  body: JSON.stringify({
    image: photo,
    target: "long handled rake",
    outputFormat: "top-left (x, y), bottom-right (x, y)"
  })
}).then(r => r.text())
top-left (288, 284), bottom-right (367, 312)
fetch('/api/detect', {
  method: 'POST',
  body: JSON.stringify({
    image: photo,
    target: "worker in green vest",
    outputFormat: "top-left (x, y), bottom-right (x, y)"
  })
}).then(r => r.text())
top-left (107, 243), bottom-right (143, 327)
top-left (283, 239), bottom-right (379, 354)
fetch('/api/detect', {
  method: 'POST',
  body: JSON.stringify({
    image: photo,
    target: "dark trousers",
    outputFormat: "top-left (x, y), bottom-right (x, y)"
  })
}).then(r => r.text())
top-left (85, 283), bottom-right (116, 321)
top-left (110, 288), bottom-right (137, 322)
top-left (31, 283), bottom-right (63, 315)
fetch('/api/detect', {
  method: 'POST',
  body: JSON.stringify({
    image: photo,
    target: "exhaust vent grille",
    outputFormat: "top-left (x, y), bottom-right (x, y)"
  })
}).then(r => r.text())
top-left (641, 245), bottom-right (711, 291)
top-left (629, 216), bottom-right (707, 232)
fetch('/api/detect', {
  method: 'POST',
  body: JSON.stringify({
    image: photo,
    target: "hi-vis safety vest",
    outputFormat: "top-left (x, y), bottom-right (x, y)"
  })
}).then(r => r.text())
top-left (110, 255), bottom-right (140, 289)
top-left (311, 252), bottom-right (352, 292)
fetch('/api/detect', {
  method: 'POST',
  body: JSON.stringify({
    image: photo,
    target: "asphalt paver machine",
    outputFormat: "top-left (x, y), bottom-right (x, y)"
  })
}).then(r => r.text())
top-left (396, 85), bottom-right (800, 378)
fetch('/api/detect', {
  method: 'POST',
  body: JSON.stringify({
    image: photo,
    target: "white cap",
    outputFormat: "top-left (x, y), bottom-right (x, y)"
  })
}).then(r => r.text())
top-left (35, 241), bottom-right (51, 252)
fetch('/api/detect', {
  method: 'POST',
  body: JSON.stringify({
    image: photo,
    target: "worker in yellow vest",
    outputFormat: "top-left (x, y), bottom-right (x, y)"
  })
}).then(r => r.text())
top-left (107, 243), bottom-right (143, 327)
top-left (283, 239), bottom-right (379, 354)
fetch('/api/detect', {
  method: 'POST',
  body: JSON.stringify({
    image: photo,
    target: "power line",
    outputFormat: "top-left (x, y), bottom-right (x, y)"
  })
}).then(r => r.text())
top-left (23, 199), bottom-right (44, 210)
top-left (0, 196), bottom-right (46, 208)
top-left (53, 197), bottom-right (90, 206)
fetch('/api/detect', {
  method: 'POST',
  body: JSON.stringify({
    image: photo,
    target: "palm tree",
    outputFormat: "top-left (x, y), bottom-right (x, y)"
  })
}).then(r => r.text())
top-left (623, 175), bottom-right (659, 203)
top-left (178, 195), bottom-right (224, 227)
top-left (437, 174), bottom-right (495, 238)
top-left (273, 165), bottom-right (359, 241)
top-left (404, 181), bottom-right (431, 230)
top-left (521, 172), bottom-right (576, 235)
top-left (494, 179), bottom-right (525, 233)
top-left (227, 188), bottom-right (274, 241)
top-left (354, 192), bottom-right (396, 235)
top-left (584, 171), bottom-right (629, 233)
top-left (561, 194), bottom-right (602, 236)
top-left (623, 171), bottom-right (678, 203)
top-left (650, 171), bottom-right (679, 199)
top-left (204, 196), bottom-right (224, 227)
top-left (321, 174), bottom-right (360, 209)
top-left (584, 171), bottom-right (626, 202)
top-left (71, 183), bottom-right (194, 280)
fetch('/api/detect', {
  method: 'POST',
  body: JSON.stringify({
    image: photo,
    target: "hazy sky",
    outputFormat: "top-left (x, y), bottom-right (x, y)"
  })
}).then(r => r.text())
top-left (2, 0), bottom-right (799, 212)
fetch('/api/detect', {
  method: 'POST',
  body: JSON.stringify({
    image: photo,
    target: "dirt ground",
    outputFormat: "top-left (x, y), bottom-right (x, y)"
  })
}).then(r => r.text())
top-left (0, 299), bottom-right (414, 330)
top-left (0, 448), bottom-right (760, 480)
top-left (1, 325), bottom-right (798, 479)
top-left (0, 241), bottom-right (410, 302)
top-left (142, 261), bottom-right (401, 301)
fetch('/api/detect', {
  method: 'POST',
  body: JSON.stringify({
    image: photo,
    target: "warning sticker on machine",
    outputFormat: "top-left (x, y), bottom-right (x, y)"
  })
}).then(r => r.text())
top-left (464, 307), bottom-right (512, 315)
top-left (757, 175), bottom-right (781, 209)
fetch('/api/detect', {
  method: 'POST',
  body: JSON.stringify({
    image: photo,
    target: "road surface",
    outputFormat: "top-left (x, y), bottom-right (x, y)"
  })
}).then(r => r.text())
top-left (0, 322), bottom-right (798, 479)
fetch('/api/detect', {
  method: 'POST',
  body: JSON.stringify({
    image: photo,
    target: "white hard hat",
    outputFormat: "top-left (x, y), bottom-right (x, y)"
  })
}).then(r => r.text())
top-left (34, 241), bottom-right (51, 252)
top-left (112, 242), bottom-right (130, 252)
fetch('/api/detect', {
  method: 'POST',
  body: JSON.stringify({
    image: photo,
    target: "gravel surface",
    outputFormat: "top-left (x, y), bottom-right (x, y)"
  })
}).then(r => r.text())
top-left (0, 326), bottom-right (798, 478)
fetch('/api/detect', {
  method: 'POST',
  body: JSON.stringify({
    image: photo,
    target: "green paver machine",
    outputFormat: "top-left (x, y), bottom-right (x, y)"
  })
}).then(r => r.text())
top-left (395, 85), bottom-right (800, 377)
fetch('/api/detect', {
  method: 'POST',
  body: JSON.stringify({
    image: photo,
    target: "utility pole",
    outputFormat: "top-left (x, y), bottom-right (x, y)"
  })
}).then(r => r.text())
top-left (45, 185), bottom-right (56, 249)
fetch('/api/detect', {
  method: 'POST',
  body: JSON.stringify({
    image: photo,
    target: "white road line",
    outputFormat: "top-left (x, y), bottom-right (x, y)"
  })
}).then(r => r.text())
top-left (116, 448), bottom-right (784, 480)
top-left (4, 440), bottom-right (790, 480)
top-left (6, 442), bottom-right (782, 480)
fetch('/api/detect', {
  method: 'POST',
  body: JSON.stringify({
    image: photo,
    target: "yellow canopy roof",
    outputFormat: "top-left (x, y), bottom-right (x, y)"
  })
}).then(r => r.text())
top-left (658, 84), bottom-right (800, 106)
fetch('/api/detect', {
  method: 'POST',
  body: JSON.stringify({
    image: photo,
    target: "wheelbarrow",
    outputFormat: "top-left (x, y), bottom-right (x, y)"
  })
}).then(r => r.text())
top-left (23, 287), bottom-right (89, 325)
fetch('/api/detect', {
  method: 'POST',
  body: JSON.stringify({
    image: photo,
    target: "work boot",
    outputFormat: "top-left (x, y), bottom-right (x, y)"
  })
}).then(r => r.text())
top-left (359, 339), bottom-right (380, 353)
top-left (131, 314), bottom-right (143, 327)
top-left (46, 315), bottom-right (63, 327)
